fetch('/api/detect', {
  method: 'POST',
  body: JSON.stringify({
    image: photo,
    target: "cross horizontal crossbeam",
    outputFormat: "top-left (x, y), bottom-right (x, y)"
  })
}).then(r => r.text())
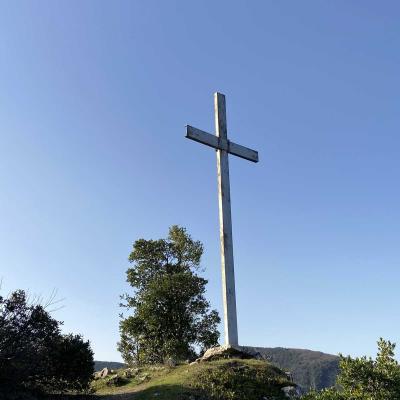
top-left (185, 92), bottom-right (259, 347)
top-left (186, 125), bottom-right (259, 163)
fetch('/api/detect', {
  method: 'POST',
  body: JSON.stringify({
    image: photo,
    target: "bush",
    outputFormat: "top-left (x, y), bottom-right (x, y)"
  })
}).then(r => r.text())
top-left (0, 289), bottom-right (94, 398)
top-left (192, 360), bottom-right (294, 400)
top-left (302, 339), bottom-right (400, 400)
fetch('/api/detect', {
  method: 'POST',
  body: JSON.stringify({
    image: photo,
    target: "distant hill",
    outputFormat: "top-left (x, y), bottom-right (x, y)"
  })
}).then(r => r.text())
top-left (94, 360), bottom-right (126, 371)
top-left (253, 347), bottom-right (339, 392)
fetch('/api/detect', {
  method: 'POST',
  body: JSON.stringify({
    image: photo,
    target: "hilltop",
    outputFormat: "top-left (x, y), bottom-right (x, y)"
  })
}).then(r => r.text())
top-left (91, 358), bottom-right (295, 399)
top-left (94, 347), bottom-right (339, 394)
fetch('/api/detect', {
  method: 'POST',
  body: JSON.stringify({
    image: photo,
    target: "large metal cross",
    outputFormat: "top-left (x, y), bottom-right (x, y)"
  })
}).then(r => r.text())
top-left (185, 92), bottom-right (259, 346)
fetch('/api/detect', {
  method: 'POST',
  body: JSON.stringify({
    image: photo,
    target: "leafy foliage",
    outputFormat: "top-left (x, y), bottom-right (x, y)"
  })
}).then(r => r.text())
top-left (192, 360), bottom-right (293, 400)
top-left (118, 226), bottom-right (220, 365)
top-left (302, 339), bottom-right (400, 400)
top-left (0, 289), bottom-right (94, 397)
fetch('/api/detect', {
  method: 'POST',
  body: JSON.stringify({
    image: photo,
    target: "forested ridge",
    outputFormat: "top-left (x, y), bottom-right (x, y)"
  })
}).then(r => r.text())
top-left (254, 347), bottom-right (339, 392)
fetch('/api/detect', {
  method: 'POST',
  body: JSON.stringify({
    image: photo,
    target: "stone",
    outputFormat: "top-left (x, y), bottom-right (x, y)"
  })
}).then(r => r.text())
top-left (285, 371), bottom-right (294, 382)
top-left (165, 357), bottom-right (176, 367)
top-left (149, 365), bottom-right (165, 371)
top-left (106, 374), bottom-right (124, 386)
top-left (99, 367), bottom-right (109, 378)
top-left (131, 367), bottom-right (140, 374)
top-left (281, 385), bottom-right (301, 398)
top-left (122, 369), bottom-right (132, 379)
top-left (137, 373), bottom-right (151, 383)
top-left (195, 345), bottom-right (263, 363)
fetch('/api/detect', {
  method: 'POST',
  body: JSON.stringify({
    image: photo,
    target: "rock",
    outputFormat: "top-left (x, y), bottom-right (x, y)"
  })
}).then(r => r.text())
top-left (149, 365), bottom-right (166, 371)
top-left (98, 367), bottom-right (109, 378)
top-left (106, 374), bottom-right (124, 386)
top-left (195, 345), bottom-right (263, 363)
top-left (131, 367), bottom-right (140, 374)
top-left (165, 357), bottom-right (176, 367)
top-left (137, 373), bottom-right (151, 383)
top-left (281, 385), bottom-right (301, 398)
top-left (285, 371), bottom-right (293, 382)
top-left (123, 369), bottom-right (133, 379)
top-left (121, 367), bottom-right (140, 378)
top-left (93, 371), bottom-right (101, 380)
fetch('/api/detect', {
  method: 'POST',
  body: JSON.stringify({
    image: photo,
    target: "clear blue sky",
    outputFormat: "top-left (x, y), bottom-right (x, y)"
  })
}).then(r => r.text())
top-left (1, 1), bottom-right (399, 362)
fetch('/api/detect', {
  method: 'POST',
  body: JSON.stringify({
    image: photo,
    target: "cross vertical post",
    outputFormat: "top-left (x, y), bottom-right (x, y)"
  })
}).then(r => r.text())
top-left (214, 93), bottom-right (238, 346)
top-left (185, 92), bottom-right (258, 348)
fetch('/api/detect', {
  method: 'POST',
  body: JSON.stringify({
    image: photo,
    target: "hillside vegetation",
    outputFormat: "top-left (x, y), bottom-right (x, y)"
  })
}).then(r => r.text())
top-left (92, 358), bottom-right (295, 400)
top-left (94, 347), bottom-right (339, 394)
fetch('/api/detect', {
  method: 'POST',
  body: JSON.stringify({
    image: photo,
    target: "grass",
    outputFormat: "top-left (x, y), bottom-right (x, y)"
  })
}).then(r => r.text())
top-left (90, 358), bottom-right (294, 400)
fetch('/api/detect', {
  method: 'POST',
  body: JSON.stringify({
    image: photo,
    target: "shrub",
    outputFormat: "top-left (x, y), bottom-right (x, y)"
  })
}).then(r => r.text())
top-left (0, 289), bottom-right (94, 398)
top-left (192, 360), bottom-right (294, 400)
top-left (302, 339), bottom-right (400, 400)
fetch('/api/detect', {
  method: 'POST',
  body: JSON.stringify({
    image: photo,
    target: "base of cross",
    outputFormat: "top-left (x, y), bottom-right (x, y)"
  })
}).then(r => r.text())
top-left (192, 345), bottom-right (263, 364)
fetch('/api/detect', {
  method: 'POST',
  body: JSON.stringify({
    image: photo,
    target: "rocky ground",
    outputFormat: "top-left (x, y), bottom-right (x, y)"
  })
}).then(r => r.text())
top-left (87, 346), bottom-right (300, 400)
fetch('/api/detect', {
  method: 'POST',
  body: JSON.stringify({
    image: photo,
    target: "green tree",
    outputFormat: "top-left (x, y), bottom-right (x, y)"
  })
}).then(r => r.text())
top-left (49, 333), bottom-right (95, 392)
top-left (118, 225), bottom-right (220, 365)
top-left (302, 339), bottom-right (400, 400)
top-left (0, 289), bottom-right (94, 398)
